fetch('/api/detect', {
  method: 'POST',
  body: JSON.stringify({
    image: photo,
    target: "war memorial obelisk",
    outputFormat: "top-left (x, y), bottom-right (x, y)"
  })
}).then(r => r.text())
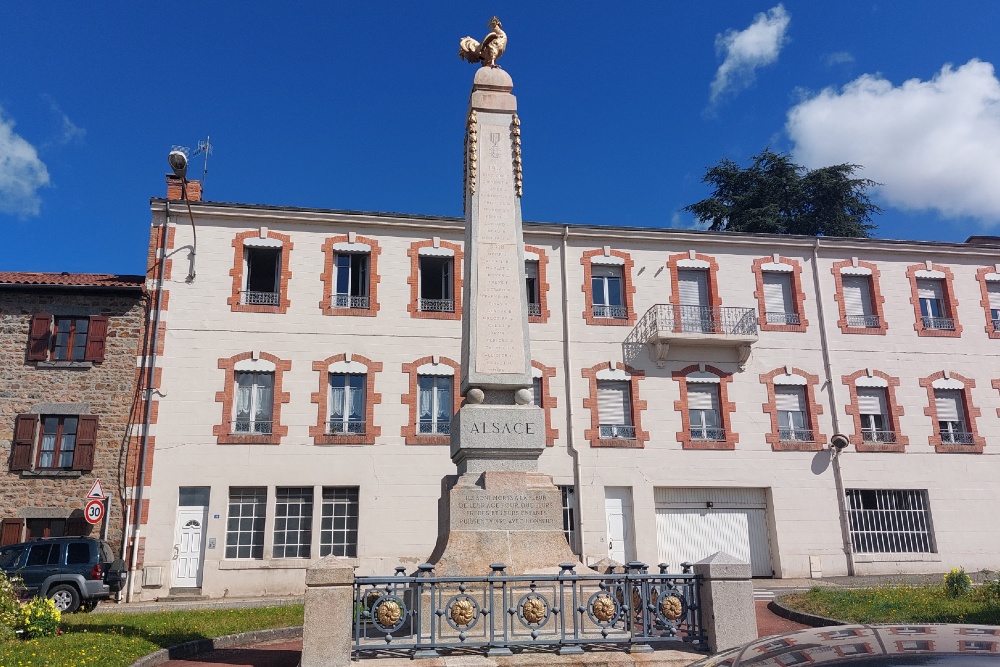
top-left (429, 18), bottom-right (578, 575)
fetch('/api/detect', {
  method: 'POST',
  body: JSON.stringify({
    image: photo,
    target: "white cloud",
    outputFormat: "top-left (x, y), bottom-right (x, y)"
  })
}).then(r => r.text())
top-left (0, 107), bottom-right (50, 217)
top-left (787, 59), bottom-right (1000, 224)
top-left (824, 51), bottom-right (854, 67)
top-left (710, 5), bottom-right (790, 106)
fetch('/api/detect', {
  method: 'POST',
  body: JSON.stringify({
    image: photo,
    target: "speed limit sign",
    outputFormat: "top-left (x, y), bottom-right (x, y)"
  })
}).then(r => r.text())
top-left (84, 499), bottom-right (105, 525)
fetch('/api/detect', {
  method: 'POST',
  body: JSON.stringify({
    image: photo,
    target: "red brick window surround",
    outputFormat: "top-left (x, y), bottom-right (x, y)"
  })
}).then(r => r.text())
top-left (918, 371), bottom-right (985, 453)
top-left (407, 240), bottom-right (464, 321)
top-left (581, 362), bottom-right (648, 448)
top-left (228, 230), bottom-right (293, 314)
top-left (319, 235), bottom-right (382, 317)
top-left (581, 249), bottom-right (636, 326)
top-left (906, 263), bottom-right (962, 338)
top-left (759, 367), bottom-right (826, 451)
top-left (666, 252), bottom-right (726, 333)
top-left (831, 260), bottom-right (888, 335)
top-left (531, 361), bottom-right (558, 446)
top-left (214, 352), bottom-right (291, 445)
top-left (309, 354), bottom-right (382, 445)
top-left (401, 356), bottom-right (461, 445)
top-left (975, 267), bottom-right (1000, 339)
top-left (751, 256), bottom-right (808, 333)
top-left (841, 369), bottom-right (908, 453)
top-left (524, 245), bottom-right (551, 324)
top-left (672, 364), bottom-right (738, 451)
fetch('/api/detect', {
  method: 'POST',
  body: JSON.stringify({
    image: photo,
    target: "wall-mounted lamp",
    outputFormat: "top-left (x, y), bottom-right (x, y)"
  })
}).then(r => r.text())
top-left (705, 501), bottom-right (714, 509)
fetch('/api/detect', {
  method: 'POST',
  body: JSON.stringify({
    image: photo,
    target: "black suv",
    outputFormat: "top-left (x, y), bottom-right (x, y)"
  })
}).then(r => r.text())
top-left (0, 537), bottom-right (126, 612)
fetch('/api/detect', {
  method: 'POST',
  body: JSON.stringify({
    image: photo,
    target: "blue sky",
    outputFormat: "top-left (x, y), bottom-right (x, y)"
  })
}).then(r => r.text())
top-left (3, 2), bottom-right (1000, 275)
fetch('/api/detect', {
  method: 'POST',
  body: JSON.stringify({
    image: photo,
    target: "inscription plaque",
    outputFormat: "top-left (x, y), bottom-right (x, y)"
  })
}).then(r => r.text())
top-left (451, 490), bottom-right (560, 531)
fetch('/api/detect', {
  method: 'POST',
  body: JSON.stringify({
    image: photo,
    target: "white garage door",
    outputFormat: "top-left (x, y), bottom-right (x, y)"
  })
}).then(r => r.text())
top-left (655, 487), bottom-right (772, 577)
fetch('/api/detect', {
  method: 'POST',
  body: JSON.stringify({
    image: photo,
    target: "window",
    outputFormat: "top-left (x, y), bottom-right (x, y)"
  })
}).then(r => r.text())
top-left (418, 375), bottom-right (452, 435)
top-left (846, 489), bottom-right (932, 553)
top-left (677, 268), bottom-right (711, 332)
top-left (26, 543), bottom-right (61, 567)
top-left (687, 384), bottom-right (723, 441)
top-left (989, 282), bottom-right (1000, 331)
top-left (27, 519), bottom-right (65, 540)
top-left (9, 414), bottom-right (97, 473)
top-left (66, 542), bottom-right (90, 565)
top-left (320, 487), bottom-right (359, 557)
top-left (934, 389), bottom-right (972, 444)
top-left (37, 416), bottom-right (77, 468)
top-left (762, 272), bottom-right (798, 325)
top-left (233, 371), bottom-right (274, 435)
top-left (241, 247), bottom-right (281, 306)
top-left (775, 387), bottom-right (812, 442)
top-left (531, 377), bottom-right (543, 408)
top-left (842, 275), bottom-right (878, 329)
top-left (328, 373), bottom-right (366, 435)
top-left (917, 279), bottom-right (953, 330)
top-left (858, 387), bottom-right (895, 443)
top-left (560, 486), bottom-right (576, 551)
top-left (591, 266), bottom-right (626, 319)
top-left (597, 380), bottom-right (634, 439)
top-left (225, 487), bottom-right (265, 559)
top-left (273, 487), bottom-right (313, 559)
top-left (525, 260), bottom-right (541, 317)
top-left (334, 253), bottom-right (369, 309)
top-left (419, 257), bottom-right (454, 312)
top-left (27, 314), bottom-right (108, 363)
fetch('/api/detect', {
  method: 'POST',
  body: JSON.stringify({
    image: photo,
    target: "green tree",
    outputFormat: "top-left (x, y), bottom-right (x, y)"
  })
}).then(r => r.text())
top-left (683, 149), bottom-right (881, 237)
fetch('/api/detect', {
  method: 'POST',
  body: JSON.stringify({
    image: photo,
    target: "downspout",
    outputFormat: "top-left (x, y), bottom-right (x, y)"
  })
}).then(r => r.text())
top-left (127, 204), bottom-right (168, 601)
top-left (811, 237), bottom-right (855, 576)
top-left (561, 225), bottom-right (584, 559)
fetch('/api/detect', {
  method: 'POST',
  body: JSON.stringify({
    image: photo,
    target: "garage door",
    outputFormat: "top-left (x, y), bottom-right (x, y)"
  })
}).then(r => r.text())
top-left (655, 487), bottom-right (772, 577)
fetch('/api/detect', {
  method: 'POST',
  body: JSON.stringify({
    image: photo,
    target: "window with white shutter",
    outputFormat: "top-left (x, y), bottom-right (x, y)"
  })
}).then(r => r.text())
top-left (597, 380), bottom-right (633, 439)
top-left (525, 261), bottom-right (540, 316)
top-left (687, 383), bottom-right (722, 441)
top-left (678, 269), bottom-right (710, 332)
top-left (763, 272), bottom-right (797, 325)
top-left (775, 386), bottom-right (811, 441)
top-left (917, 279), bottom-right (952, 330)
top-left (842, 275), bottom-right (877, 328)
top-left (934, 389), bottom-right (970, 444)
top-left (988, 283), bottom-right (1000, 328)
top-left (857, 387), bottom-right (893, 443)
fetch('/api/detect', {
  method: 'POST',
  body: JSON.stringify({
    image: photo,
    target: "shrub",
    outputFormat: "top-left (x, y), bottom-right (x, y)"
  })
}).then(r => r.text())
top-left (979, 570), bottom-right (1000, 602)
top-left (17, 597), bottom-right (60, 639)
top-left (0, 571), bottom-right (21, 635)
top-left (944, 567), bottom-right (972, 597)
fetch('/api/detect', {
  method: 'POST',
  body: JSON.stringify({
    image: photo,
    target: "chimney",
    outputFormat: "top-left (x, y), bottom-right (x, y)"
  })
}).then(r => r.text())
top-left (166, 174), bottom-right (202, 202)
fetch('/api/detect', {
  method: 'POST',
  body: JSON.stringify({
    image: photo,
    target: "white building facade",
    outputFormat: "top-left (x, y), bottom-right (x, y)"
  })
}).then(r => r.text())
top-left (131, 182), bottom-right (1000, 599)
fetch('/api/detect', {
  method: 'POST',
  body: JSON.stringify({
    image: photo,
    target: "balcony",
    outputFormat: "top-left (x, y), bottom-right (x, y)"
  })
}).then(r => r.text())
top-left (939, 430), bottom-right (974, 445)
top-left (691, 427), bottom-right (726, 442)
top-left (765, 312), bottom-right (800, 326)
top-left (922, 316), bottom-right (955, 331)
top-left (779, 428), bottom-right (815, 443)
top-left (241, 291), bottom-right (280, 306)
top-left (846, 314), bottom-right (881, 329)
top-left (527, 302), bottom-right (542, 317)
top-left (624, 305), bottom-right (758, 369)
top-left (862, 429), bottom-right (898, 444)
top-left (592, 304), bottom-right (629, 320)
top-left (418, 420), bottom-right (451, 435)
top-left (229, 420), bottom-right (273, 435)
top-left (599, 424), bottom-right (635, 440)
top-left (333, 294), bottom-right (370, 309)
top-left (419, 298), bottom-right (454, 313)
top-left (328, 419), bottom-right (366, 436)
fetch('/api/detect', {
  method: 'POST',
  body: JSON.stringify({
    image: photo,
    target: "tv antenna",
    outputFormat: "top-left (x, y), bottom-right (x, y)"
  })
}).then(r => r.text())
top-left (191, 136), bottom-right (213, 188)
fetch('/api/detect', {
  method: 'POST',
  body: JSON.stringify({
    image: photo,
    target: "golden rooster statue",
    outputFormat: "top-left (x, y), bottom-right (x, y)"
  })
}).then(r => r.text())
top-left (459, 17), bottom-right (507, 67)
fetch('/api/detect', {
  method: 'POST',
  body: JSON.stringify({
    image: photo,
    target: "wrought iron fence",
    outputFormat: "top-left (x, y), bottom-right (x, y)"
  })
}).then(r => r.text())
top-left (328, 419), bottom-right (366, 435)
top-left (862, 429), bottom-right (897, 444)
top-left (778, 428), bottom-right (814, 443)
top-left (593, 304), bottom-right (629, 320)
top-left (922, 316), bottom-right (955, 331)
top-left (690, 427), bottom-right (726, 442)
top-left (765, 312), bottom-right (800, 326)
top-left (993, 318), bottom-right (1000, 332)
top-left (420, 298), bottom-right (455, 313)
top-left (657, 305), bottom-right (757, 336)
top-left (846, 314), bottom-right (880, 328)
top-left (229, 420), bottom-right (273, 435)
top-left (353, 562), bottom-right (705, 658)
top-left (333, 294), bottom-right (370, 309)
top-left (418, 420), bottom-right (451, 435)
top-left (939, 430), bottom-right (975, 444)
top-left (241, 290), bottom-right (280, 306)
top-left (599, 424), bottom-right (636, 440)
top-left (527, 302), bottom-right (542, 317)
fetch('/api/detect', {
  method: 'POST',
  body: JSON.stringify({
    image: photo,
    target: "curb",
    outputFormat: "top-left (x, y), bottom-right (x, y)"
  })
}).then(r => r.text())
top-left (767, 599), bottom-right (844, 628)
top-left (129, 625), bottom-right (302, 667)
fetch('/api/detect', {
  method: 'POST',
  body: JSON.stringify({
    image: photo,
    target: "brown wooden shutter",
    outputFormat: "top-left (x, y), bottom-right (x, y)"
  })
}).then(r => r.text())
top-left (0, 518), bottom-right (24, 546)
top-left (9, 415), bottom-right (37, 472)
top-left (72, 416), bottom-right (99, 471)
top-left (27, 314), bottom-right (52, 361)
top-left (84, 316), bottom-right (109, 362)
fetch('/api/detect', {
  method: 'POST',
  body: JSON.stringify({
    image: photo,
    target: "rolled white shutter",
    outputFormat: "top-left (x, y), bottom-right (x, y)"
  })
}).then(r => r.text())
top-left (934, 389), bottom-right (961, 422)
top-left (917, 279), bottom-right (944, 301)
top-left (842, 276), bottom-right (871, 317)
top-left (677, 269), bottom-right (708, 306)
top-left (988, 283), bottom-right (1000, 311)
top-left (687, 384), bottom-right (718, 410)
top-left (597, 381), bottom-right (629, 424)
top-left (775, 386), bottom-right (805, 412)
top-left (857, 387), bottom-right (887, 416)
top-left (762, 273), bottom-right (792, 314)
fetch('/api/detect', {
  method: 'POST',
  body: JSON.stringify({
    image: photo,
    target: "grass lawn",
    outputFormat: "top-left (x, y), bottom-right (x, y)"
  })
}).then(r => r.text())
top-left (782, 585), bottom-right (1000, 625)
top-left (0, 604), bottom-right (303, 667)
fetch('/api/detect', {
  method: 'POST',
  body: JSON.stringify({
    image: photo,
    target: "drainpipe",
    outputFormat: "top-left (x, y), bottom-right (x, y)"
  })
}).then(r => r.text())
top-left (127, 205), bottom-right (168, 601)
top-left (561, 225), bottom-right (584, 559)
top-left (811, 238), bottom-right (855, 576)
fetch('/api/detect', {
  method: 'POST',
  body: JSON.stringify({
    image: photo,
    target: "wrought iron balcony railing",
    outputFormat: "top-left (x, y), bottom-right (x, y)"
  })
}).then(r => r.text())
top-left (623, 304), bottom-right (758, 370)
top-left (862, 429), bottom-right (897, 444)
top-left (599, 424), bottom-right (636, 439)
top-left (229, 420), bottom-right (273, 435)
top-left (527, 302), bottom-right (541, 317)
top-left (690, 427), bottom-right (726, 442)
top-left (778, 428), bottom-right (814, 442)
top-left (593, 304), bottom-right (629, 320)
top-left (419, 298), bottom-right (455, 313)
top-left (418, 421), bottom-right (451, 435)
top-left (993, 318), bottom-right (1000, 332)
top-left (922, 316), bottom-right (955, 331)
top-left (333, 294), bottom-right (370, 309)
top-left (240, 290), bottom-right (280, 306)
top-left (328, 419), bottom-right (366, 435)
top-left (939, 430), bottom-right (975, 444)
top-left (765, 312), bottom-right (800, 326)
top-left (846, 314), bottom-right (881, 328)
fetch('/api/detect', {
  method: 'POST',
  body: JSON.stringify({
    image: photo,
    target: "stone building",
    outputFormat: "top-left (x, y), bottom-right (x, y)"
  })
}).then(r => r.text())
top-left (129, 175), bottom-right (1000, 599)
top-left (0, 272), bottom-right (146, 552)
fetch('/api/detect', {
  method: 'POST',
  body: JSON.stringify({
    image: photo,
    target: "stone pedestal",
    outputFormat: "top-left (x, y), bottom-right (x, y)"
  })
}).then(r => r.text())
top-left (693, 552), bottom-right (758, 653)
top-left (300, 557), bottom-right (356, 667)
top-left (431, 470), bottom-right (579, 575)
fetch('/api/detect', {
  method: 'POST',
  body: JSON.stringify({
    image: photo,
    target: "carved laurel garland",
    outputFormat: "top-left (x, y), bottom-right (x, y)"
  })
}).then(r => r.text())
top-left (511, 113), bottom-right (522, 197)
top-left (464, 110), bottom-right (478, 205)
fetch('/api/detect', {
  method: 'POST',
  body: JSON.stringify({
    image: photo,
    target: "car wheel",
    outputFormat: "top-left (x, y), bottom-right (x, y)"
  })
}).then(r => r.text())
top-left (48, 584), bottom-right (81, 613)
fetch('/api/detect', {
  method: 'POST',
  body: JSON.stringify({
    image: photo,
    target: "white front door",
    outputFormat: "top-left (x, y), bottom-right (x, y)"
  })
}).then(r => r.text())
top-left (604, 487), bottom-right (634, 563)
top-left (173, 507), bottom-right (206, 588)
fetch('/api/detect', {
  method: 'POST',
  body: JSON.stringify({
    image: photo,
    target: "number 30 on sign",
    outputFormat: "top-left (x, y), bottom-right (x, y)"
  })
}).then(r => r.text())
top-left (84, 499), bottom-right (104, 525)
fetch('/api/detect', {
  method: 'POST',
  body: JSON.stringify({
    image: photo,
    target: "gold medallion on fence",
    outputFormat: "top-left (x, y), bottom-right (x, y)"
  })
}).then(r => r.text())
top-left (376, 600), bottom-right (402, 627)
top-left (591, 594), bottom-right (616, 622)
top-left (450, 598), bottom-right (476, 627)
top-left (522, 596), bottom-right (547, 624)
top-left (659, 595), bottom-right (683, 621)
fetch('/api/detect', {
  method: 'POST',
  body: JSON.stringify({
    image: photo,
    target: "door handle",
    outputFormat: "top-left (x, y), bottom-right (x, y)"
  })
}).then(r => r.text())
top-left (172, 545), bottom-right (179, 560)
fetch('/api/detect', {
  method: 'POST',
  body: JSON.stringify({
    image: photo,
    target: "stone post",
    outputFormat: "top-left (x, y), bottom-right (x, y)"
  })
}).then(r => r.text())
top-left (300, 557), bottom-right (357, 667)
top-left (693, 552), bottom-right (757, 653)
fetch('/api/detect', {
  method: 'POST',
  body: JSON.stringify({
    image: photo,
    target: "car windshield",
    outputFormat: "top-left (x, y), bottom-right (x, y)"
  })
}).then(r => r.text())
top-left (0, 546), bottom-right (23, 569)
